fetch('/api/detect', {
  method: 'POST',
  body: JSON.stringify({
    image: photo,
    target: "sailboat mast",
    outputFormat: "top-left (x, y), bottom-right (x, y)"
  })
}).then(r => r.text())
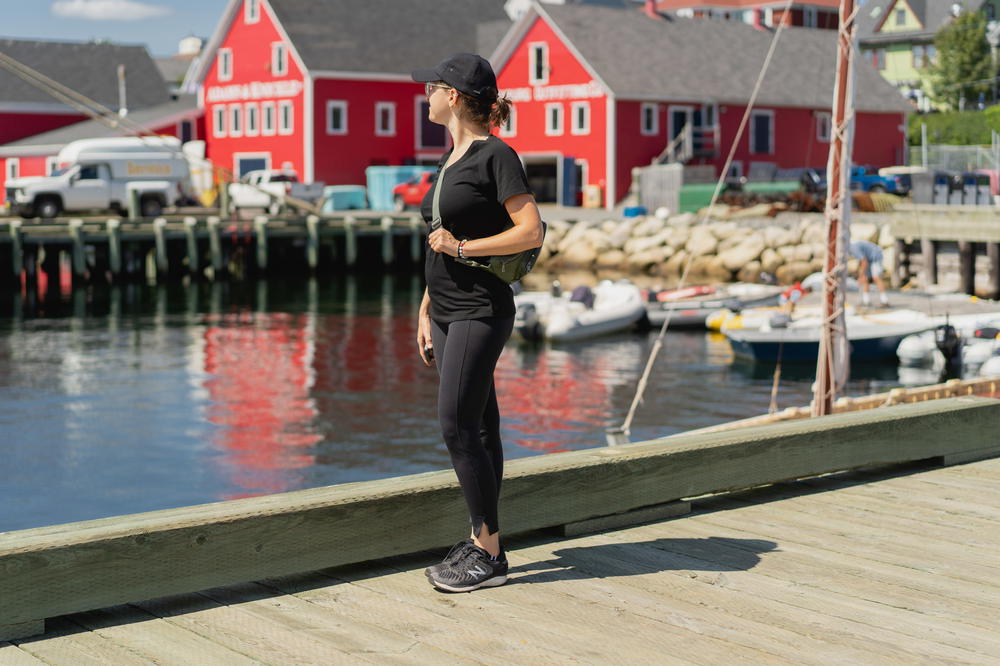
top-left (814, 0), bottom-right (857, 416)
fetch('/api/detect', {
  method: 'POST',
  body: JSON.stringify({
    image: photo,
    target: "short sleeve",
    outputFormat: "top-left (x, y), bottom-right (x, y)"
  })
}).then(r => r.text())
top-left (490, 142), bottom-right (532, 205)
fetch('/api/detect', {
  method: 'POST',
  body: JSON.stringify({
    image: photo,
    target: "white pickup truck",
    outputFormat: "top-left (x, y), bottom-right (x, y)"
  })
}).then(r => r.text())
top-left (5, 136), bottom-right (195, 219)
top-left (227, 170), bottom-right (325, 214)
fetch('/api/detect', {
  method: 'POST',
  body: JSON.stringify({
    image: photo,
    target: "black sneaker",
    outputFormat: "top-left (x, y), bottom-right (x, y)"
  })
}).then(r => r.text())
top-left (424, 538), bottom-right (474, 578)
top-left (428, 544), bottom-right (508, 592)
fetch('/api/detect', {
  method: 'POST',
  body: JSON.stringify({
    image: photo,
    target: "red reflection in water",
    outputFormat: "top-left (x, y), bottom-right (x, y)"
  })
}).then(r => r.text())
top-left (202, 312), bottom-right (321, 499)
top-left (495, 347), bottom-right (617, 454)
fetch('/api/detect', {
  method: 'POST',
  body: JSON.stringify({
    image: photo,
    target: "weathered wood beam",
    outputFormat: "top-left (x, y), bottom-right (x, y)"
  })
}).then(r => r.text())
top-left (1, 397), bottom-right (997, 641)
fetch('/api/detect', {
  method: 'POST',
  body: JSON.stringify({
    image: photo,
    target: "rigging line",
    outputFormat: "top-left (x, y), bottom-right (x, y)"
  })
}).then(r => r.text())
top-left (614, 0), bottom-right (795, 439)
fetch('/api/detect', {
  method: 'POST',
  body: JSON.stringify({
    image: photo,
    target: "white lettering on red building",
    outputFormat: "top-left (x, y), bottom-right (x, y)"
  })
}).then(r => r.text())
top-left (502, 80), bottom-right (604, 103)
top-left (206, 80), bottom-right (304, 103)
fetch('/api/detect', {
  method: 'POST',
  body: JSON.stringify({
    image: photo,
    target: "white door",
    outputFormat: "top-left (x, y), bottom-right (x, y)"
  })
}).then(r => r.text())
top-left (65, 164), bottom-right (111, 210)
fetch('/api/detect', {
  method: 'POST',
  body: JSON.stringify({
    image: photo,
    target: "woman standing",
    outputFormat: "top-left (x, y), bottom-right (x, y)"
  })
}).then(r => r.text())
top-left (412, 53), bottom-right (544, 592)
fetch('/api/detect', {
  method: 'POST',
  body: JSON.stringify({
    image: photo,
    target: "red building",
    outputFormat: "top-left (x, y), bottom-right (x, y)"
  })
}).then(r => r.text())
top-left (490, 2), bottom-right (911, 207)
top-left (654, 0), bottom-right (841, 29)
top-left (187, 0), bottom-right (510, 183)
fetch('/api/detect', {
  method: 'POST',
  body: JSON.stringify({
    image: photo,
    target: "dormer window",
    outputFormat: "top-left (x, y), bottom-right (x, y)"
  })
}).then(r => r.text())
top-left (218, 48), bottom-right (232, 81)
top-left (529, 42), bottom-right (549, 85)
top-left (272, 43), bottom-right (287, 76)
top-left (245, 0), bottom-right (259, 24)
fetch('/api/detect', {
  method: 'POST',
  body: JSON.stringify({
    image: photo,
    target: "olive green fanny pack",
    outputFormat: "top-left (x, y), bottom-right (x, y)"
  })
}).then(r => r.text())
top-left (431, 164), bottom-right (545, 285)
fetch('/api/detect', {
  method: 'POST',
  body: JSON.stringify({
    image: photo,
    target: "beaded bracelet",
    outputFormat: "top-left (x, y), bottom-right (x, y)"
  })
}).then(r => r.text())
top-left (457, 240), bottom-right (467, 259)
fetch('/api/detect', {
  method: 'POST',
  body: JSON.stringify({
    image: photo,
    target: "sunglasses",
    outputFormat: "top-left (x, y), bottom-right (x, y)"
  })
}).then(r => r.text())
top-left (425, 83), bottom-right (452, 97)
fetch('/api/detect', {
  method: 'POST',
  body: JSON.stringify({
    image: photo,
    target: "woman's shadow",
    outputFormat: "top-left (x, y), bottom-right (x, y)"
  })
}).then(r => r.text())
top-left (506, 536), bottom-right (777, 586)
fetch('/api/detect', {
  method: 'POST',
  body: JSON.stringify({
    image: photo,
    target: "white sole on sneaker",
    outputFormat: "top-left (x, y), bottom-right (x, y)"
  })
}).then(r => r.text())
top-left (430, 575), bottom-right (508, 593)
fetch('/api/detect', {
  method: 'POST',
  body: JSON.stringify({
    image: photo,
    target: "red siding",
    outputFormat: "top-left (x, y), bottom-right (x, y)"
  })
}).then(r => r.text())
top-left (854, 111), bottom-right (907, 167)
top-left (311, 78), bottom-right (427, 185)
top-left (202, 0), bottom-right (305, 178)
top-left (0, 112), bottom-right (85, 145)
top-left (1, 155), bottom-right (50, 196)
top-left (495, 15), bottom-right (609, 205)
top-left (615, 100), bottom-right (666, 203)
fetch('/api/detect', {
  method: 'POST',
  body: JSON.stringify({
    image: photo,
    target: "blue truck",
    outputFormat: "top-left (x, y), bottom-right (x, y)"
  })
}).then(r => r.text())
top-left (801, 166), bottom-right (910, 195)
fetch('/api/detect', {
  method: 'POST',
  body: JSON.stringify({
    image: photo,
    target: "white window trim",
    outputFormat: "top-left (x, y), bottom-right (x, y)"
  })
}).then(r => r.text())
top-left (45, 156), bottom-right (59, 176)
top-left (213, 105), bottom-right (226, 138)
top-left (262, 101), bottom-right (276, 136)
top-left (5, 157), bottom-right (19, 180)
top-left (278, 100), bottom-right (294, 135)
top-left (529, 41), bottom-right (549, 85)
top-left (640, 102), bottom-right (659, 136)
top-left (500, 106), bottom-right (517, 137)
top-left (545, 102), bottom-right (564, 136)
top-left (326, 100), bottom-right (348, 135)
top-left (218, 48), bottom-right (232, 82)
top-left (245, 102), bottom-right (260, 136)
top-left (272, 43), bottom-right (287, 77)
top-left (229, 103), bottom-right (243, 138)
top-left (374, 101), bottom-right (396, 137)
top-left (749, 109), bottom-right (775, 155)
top-left (245, 0), bottom-right (260, 24)
top-left (570, 101), bottom-right (590, 135)
top-left (816, 111), bottom-right (831, 142)
top-left (763, 8), bottom-right (773, 26)
top-left (233, 152), bottom-right (272, 178)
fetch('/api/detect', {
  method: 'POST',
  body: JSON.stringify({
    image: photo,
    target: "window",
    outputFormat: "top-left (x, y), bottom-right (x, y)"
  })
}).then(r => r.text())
top-left (326, 100), bottom-right (347, 135)
top-left (229, 104), bottom-right (242, 137)
top-left (816, 111), bottom-right (831, 142)
top-left (218, 48), bottom-right (232, 81)
top-left (245, 0), bottom-right (259, 23)
top-left (749, 110), bottom-right (774, 154)
top-left (986, 4), bottom-right (996, 20)
top-left (213, 105), bottom-right (226, 137)
top-left (416, 98), bottom-right (447, 149)
top-left (895, 8), bottom-right (906, 25)
top-left (875, 48), bottom-right (886, 70)
top-left (529, 42), bottom-right (549, 85)
top-left (571, 101), bottom-right (590, 135)
top-left (278, 100), bottom-right (294, 135)
top-left (640, 103), bottom-right (658, 135)
top-left (272, 43), bottom-right (287, 76)
top-left (375, 102), bottom-right (395, 136)
top-left (545, 102), bottom-right (563, 136)
top-left (912, 44), bottom-right (925, 68)
top-left (763, 8), bottom-right (773, 26)
top-left (262, 101), bottom-right (276, 135)
top-left (5, 157), bottom-right (19, 181)
top-left (499, 106), bottom-right (516, 137)
top-left (245, 103), bottom-right (259, 136)
top-left (45, 156), bottom-right (59, 176)
top-left (700, 102), bottom-right (717, 128)
top-left (179, 119), bottom-right (194, 143)
top-left (804, 7), bottom-right (817, 27)
top-left (925, 45), bottom-right (936, 66)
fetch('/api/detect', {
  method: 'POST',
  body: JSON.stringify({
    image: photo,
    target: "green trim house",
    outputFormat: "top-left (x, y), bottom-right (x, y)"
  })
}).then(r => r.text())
top-left (858, 0), bottom-right (1000, 110)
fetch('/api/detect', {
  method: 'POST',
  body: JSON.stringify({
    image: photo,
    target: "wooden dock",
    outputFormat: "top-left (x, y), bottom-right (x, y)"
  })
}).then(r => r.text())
top-left (3, 454), bottom-right (999, 664)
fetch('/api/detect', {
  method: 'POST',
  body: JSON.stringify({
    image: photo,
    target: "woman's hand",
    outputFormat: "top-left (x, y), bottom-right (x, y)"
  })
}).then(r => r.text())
top-left (417, 314), bottom-right (434, 366)
top-left (428, 227), bottom-right (459, 257)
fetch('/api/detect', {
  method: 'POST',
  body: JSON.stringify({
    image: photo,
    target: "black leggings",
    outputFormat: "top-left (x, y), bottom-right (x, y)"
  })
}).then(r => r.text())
top-left (431, 315), bottom-right (514, 538)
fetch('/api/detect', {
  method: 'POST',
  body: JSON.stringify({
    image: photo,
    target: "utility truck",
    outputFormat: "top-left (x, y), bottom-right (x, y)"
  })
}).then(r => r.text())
top-left (5, 136), bottom-right (196, 219)
top-left (227, 170), bottom-right (325, 214)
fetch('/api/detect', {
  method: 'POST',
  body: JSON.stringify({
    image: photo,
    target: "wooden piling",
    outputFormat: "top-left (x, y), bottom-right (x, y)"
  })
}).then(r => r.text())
top-left (153, 217), bottom-right (169, 275)
top-left (381, 216), bottom-right (394, 264)
top-left (127, 188), bottom-right (140, 221)
top-left (958, 241), bottom-right (976, 295)
top-left (107, 219), bottom-right (122, 278)
top-left (254, 215), bottom-right (268, 271)
top-left (920, 238), bottom-right (937, 286)
top-left (409, 217), bottom-right (422, 264)
top-left (344, 215), bottom-right (357, 267)
top-left (183, 216), bottom-right (199, 275)
top-left (206, 216), bottom-right (224, 277)
top-left (68, 219), bottom-right (87, 282)
top-left (9, 220), bottom-right (23, 280)
top-left (892, 238), bottom-right (908, 288)
top-left (306, 214), bottom-right (319, 271)
top-left (987, 242), bottom-right (1000, 300)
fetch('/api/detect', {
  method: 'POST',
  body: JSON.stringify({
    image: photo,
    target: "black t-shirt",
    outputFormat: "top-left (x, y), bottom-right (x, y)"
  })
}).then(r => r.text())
top-left (421, 135), bottom-right (531, 322)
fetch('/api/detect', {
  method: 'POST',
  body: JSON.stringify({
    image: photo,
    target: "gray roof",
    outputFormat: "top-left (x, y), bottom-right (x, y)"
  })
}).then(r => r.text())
top-left (155, 56), bottom-right (196, 86)
top-left (266, 0), bottom-right (510, 73)
top-left (0, 39), bottom-right (170, 110)
top-left (858, 0), bottom-right (986, 44)
top-left (536, 4), bottom-right (912, 112)
top-left (478, 18), bottom-right (514, 59)
top-left (0, 96), bottom-right (199, 152)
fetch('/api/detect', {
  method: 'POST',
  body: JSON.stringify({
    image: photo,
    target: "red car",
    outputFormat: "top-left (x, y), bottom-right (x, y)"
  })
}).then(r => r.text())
top-left (392, 171), bottom-right (436, 211)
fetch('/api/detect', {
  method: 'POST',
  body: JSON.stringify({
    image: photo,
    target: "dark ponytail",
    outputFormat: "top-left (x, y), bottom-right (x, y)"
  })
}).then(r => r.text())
top-left (489, 94), bottom-right (512, 129)
top-left (457, 89), bottom-right (512, 130)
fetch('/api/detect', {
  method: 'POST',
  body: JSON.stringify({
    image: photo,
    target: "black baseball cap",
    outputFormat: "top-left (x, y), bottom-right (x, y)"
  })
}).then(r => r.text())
top-left (412, 53), bottom-right (498, 102)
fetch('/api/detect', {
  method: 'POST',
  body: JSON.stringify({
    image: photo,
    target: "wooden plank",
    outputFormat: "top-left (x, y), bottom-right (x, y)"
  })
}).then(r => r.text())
top-left (890, 210), bottom-right (1000, 243)
top-left (132, 591), bottom-right (369, 665)
top-left (68, 605), bottom-right (263, 666)
top-left (584, 519), bottom-right (1000, 661)
top-left (558, 500), bottom-right (691, 536)
top-left (12, 617), bottom-right (155, 666)
top-left (0, 642), bottom-right (47, 665)
top-left (2, 398), bottom-right (998, 639)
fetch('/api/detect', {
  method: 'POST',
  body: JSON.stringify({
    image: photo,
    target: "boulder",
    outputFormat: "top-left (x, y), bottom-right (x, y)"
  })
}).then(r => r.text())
top-left (583, 228), bottom-right (613, 253)
top-left (688, 254), bottom-right (733, 282)
top-left (685, 227), bottom-right (718, 256)
top-left (809, 258), bottom-right (826, 273)
top-left (659, 249), bottom-right (689, 278)
top-left (776, 245), bottom-right (798, 262)
top-left (595, 249), bottom-right (627, 270)
top-left (699, 204), bottom-right (731, 220)
top-left (760, 248), bottom-right (783, 274)
top-left (851, 222), bottom-right (879, 243)
top-left (633, 217), bottom-right (666, 237)
top-left (720, 237), bottom-right (766, 272)
top-left (663, 225), bottom-right (690, 248)
top-left (800, 223), bottom-right (826, 245)
top-left (793, 244), bottom-right (813, 262)
top-left (775, 261), bottom-right (814, 284)
top-left (655, 206), bottom-right (671, 220)
top-left (737, 260), bottom-right (763, 284)
top-left (878, 224), bottom-right (894, 248)
top-left (710, 222), bottom-right (740, 240)
top-left (728, 203), bottom-right (775, 220)
top-left (763, 225), bottom-right (794, 248)
top-left (669, 212), bottom-right (696, 225)
top-left (559, 241), bottom-right (598, 268)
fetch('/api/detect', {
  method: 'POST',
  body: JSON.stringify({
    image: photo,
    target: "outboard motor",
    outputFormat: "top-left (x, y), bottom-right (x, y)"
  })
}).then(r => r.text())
top-left (934, 323), bottom-right (962, 367)
top-left (551, 279), bottom-right (562, 298)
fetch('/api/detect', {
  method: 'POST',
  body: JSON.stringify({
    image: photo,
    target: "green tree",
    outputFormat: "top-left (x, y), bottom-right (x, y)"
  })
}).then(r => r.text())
top-left (924, 9), bottom-right (995, 110)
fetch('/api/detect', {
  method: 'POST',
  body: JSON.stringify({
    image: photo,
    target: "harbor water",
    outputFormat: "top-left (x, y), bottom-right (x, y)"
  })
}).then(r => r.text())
top-left (1, 274), bottom-right (913, 533)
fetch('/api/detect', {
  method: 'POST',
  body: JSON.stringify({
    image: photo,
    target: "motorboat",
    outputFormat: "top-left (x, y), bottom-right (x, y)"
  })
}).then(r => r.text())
top-left (644, 283), bottom-right (783, 329)
top-left (725, 319), bottom-right (935, 362)
top-left (514, 280), bottom-right (646, 342)
top-left (897, 313), bottom-right (1000, 368)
